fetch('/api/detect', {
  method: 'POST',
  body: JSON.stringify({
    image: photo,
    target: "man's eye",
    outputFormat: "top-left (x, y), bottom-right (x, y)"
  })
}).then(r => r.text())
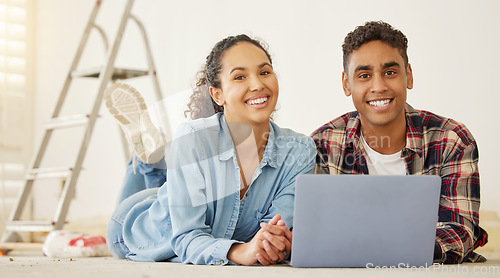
top-left (359, 73), bottom-right (370, 79)
top-left (384, 70), bottom-right (396, 76)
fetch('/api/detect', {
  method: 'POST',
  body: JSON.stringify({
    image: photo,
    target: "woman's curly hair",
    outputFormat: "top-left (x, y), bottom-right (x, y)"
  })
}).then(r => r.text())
top-left (185, 34), bottom-right (272, 120)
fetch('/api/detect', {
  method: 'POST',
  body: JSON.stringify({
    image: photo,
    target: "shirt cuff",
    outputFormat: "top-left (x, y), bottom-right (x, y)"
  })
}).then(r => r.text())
top-left (211, 239), bottom-right (243, 265)
top-left (433, 242), bottom-right (444, 263)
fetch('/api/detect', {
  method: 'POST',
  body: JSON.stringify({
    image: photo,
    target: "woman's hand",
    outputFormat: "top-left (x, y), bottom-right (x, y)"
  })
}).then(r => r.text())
top-left (227, 214), bottom-right (292, 266)
top-left (259, 217), bottom-right (292, 257)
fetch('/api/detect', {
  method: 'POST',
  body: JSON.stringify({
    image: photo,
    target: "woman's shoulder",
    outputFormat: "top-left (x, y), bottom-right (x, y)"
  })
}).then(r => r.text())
top-left (169, 114), bottom-right (222, 158)
top-left (173, 114), bottom-right (221, 137)
top-left (182, 113), bottom-right (221, 130)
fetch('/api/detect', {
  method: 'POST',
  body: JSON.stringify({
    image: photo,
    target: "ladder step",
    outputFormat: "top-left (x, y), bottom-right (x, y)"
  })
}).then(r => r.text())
top-left (25, 167), bottom-right (73, 180)
top-left (5, 221), bottom-right (55, 232)
top-left (72, 67), bottom-right (149, 80)
top-left (45, 114), bottom-right (90, 130)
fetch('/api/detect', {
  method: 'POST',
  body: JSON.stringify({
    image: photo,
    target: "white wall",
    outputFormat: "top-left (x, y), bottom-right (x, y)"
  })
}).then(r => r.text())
top-left (33, 0), bottom-right (500, 223)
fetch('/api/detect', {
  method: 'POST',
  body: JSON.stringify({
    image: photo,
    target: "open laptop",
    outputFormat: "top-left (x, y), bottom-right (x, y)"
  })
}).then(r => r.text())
top-left (290, 175), bottom-right (441, 268)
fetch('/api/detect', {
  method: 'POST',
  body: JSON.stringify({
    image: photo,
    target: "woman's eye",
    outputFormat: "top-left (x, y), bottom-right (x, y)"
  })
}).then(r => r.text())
top-left (260, 71), bottom-right (270, 76)
top-left (234, 75), bottom-right (245, 80)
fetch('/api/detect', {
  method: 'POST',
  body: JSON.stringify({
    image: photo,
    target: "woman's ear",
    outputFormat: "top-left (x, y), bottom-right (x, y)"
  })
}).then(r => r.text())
top-left (209, 87), bottom-right (225, 106)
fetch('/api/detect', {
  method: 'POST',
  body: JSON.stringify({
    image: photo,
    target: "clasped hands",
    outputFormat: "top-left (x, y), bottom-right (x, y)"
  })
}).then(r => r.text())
top-left (227, 214), bottom-right (292, 266)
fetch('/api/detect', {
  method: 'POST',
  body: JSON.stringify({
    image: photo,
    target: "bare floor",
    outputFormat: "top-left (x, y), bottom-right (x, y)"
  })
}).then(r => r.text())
top-left (2, 251), bottom-right (500, 278)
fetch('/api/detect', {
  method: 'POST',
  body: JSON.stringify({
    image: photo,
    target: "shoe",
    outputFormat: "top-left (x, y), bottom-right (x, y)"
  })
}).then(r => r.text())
top-left (105, 83), bottom-right (164, 164)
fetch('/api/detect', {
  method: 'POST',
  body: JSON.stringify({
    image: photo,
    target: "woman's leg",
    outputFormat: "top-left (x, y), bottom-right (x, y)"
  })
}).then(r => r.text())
top-left (136, 157), bottom-right (167, 190)
top-left (117, 157), bottom-right (167, 203)
top-left (105, 83), bottom-right (167, 203)
top-left (116, 159), bottom-right (146, 204)
top-left (107, 188), bottom-right (159, 259)
top-left (105, 83), bottom-right (168, 258)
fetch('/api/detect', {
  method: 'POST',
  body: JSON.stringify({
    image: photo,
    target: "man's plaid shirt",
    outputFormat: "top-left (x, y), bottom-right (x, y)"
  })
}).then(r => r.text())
top-left (311, 104), bottom-right (488, 264)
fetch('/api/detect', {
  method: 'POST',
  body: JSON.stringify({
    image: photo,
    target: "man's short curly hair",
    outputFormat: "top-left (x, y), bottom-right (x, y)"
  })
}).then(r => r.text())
top-left (342, 21), bottom-right (408, 72)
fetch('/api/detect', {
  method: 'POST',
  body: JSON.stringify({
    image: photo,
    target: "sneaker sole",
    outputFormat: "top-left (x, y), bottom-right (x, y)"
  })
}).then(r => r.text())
top-left (105, 83), bottom-right (164, 164)
top-left (105, 83), bottom-right (147, 126)
top-left (105, 83), bottom-right (148, 161)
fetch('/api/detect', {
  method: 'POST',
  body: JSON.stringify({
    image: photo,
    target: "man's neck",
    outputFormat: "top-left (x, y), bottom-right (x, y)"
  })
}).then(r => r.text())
top-left (360, 116), bottom-right (406, 155)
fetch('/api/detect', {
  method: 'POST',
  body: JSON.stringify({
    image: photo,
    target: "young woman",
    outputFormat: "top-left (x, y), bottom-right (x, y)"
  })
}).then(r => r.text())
top-left (105, 34), bottom-right (316, 265)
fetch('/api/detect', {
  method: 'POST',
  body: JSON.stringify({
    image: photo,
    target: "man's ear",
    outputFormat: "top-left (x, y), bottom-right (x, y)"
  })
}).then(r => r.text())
top-left (209, 87), bottom-right (225, 106)
top-left (342, 72), bottom-right (351, 97)
top-left (406, 63), bottom-right (414, 90)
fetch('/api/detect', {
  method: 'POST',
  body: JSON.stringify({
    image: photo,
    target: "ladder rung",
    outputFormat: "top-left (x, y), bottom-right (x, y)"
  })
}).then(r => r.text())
top-left (45, 114), bottom-right (90, 130)
top-left (25, 167), bottom-right (72, 180)
top-left (72, 67), bottom-right (149, 80)
top-left (5, 221), bottom-right (55, 232)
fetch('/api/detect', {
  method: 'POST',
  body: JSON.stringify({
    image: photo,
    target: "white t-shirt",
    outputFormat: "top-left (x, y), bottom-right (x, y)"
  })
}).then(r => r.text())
top-left (361, 135), bottom-right (406, 175)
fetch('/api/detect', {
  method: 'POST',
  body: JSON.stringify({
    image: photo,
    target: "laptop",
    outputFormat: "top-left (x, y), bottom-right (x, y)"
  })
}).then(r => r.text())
top-left (290, 174), bottom-right (441, 268)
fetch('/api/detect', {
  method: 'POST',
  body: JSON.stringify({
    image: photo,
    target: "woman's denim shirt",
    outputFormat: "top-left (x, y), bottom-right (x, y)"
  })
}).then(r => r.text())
top-left (121, 113), bottom-right (316, 264)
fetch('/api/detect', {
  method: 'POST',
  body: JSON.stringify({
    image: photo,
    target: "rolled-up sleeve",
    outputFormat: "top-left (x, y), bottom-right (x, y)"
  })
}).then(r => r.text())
top-left (435, 135), bottom-right (481, 264)
top-left (261, 138), bottom-right (316, 228)
top-left (167, 123), bottom-right (240, 265)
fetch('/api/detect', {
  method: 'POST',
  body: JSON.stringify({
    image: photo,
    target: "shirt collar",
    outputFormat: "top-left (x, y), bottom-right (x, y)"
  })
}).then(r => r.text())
top-left (261, 122), bottom-right (278, 168)
top-left (218, 114), bottom-right (234, 161)
top-left (217, 114), bottom-right (278, 168)
top-left (344, 112), bottom-right (362, 151)
top-left (403, 104), bottom-right (423, 156)
top-left (344, 103), bottom-right (423, 156)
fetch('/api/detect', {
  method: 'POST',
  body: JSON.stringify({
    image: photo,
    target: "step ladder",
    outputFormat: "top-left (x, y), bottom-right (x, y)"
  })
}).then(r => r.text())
top-left (0, 0), bottom-right (169, 250)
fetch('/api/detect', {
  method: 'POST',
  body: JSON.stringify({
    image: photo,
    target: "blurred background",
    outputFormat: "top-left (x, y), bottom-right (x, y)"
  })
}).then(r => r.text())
top-left (1, 0), bottom-right (499, 250)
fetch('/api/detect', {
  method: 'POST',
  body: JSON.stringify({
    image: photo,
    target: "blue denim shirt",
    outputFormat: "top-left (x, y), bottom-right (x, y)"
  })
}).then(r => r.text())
top-left (121, 113), bottom-right (315, 264)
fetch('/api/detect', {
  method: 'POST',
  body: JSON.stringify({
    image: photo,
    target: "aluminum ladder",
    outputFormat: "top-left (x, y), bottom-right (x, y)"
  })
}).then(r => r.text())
top-left (0, 0), bottom-right (169, 251)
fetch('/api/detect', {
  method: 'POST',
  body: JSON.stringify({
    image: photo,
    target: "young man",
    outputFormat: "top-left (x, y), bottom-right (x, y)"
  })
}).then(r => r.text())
top-left (311, 21), bottom-right (488, 264)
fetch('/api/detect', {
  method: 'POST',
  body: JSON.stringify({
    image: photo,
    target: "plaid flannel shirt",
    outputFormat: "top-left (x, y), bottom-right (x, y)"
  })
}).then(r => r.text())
top-left (311, 103), bottom-right (488, 264)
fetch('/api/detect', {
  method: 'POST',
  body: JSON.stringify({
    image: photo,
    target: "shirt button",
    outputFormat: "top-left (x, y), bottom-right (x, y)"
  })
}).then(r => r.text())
top-left (220, 260), bottom-right (225, 264)
top-left (245, 192), bottom-right (249, 197)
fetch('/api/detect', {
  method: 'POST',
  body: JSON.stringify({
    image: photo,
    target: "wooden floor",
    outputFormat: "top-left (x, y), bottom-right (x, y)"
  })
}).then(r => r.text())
top-left (2, 250), bottom-right (500, 278)
top-left (2, 212), bottom-right (499, 277)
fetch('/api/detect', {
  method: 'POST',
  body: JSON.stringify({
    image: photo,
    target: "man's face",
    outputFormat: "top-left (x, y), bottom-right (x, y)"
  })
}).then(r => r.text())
top-left (342, 40), bottom-right (413, 132)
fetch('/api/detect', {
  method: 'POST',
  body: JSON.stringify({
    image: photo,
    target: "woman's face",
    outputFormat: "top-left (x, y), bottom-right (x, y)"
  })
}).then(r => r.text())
top-left (210, 42), bottom-right (279, 126)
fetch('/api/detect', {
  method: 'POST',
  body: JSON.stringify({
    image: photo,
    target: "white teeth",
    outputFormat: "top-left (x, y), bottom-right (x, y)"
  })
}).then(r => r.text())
top-left (368, 99), bottom-right (391, 107)
top-left (247, 97), bottom-right (268, 105)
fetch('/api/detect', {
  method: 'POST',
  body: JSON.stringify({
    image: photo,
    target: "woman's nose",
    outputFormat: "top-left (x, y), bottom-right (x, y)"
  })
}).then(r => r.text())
top-left (249, 76), bottom-right (264, 91)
